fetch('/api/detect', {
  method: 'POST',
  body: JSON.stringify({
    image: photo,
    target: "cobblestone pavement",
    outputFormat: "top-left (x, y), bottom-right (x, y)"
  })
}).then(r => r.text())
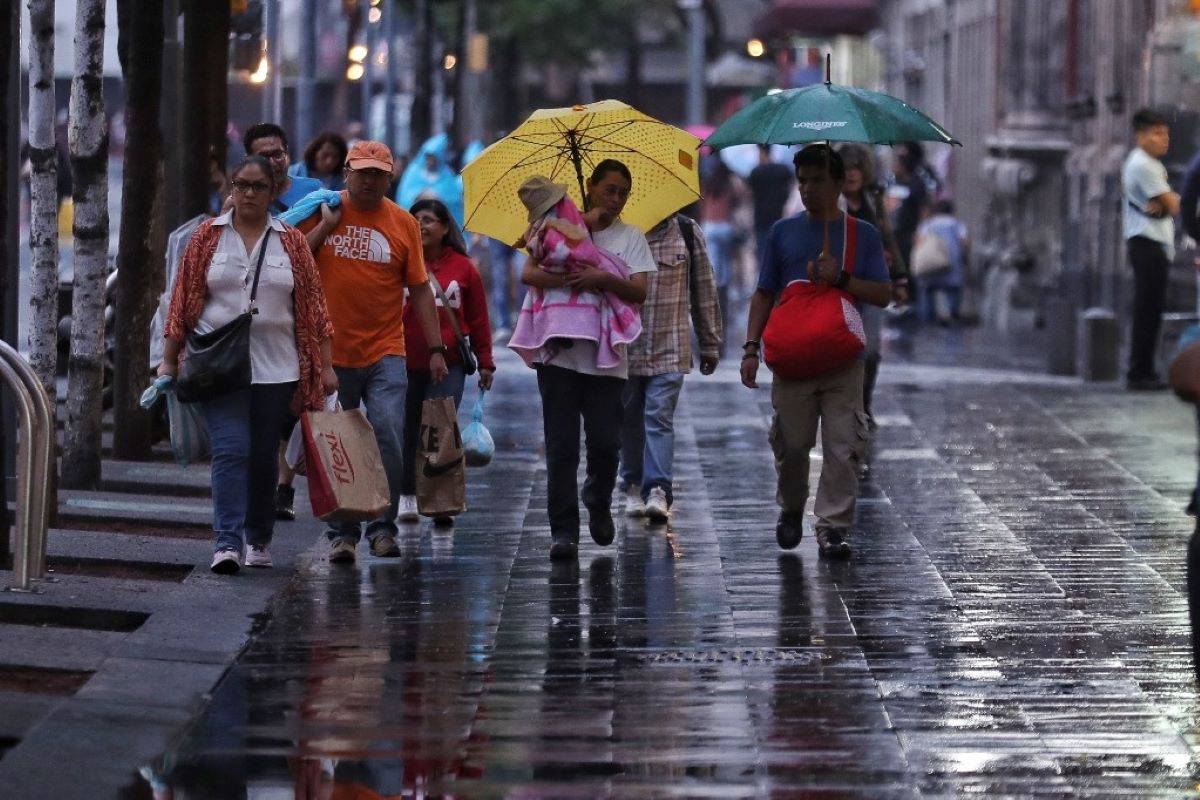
top-left (149, 338), bottom-right (1200, 798)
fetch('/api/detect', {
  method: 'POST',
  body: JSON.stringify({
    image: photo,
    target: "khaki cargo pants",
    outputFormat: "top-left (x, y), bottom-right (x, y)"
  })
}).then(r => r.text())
top-left (769, 361), bottom-right (869, 532)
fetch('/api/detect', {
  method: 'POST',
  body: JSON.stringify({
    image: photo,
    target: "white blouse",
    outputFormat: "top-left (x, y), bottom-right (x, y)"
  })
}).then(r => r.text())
top-left (194, 212), bottom-right (300, 385)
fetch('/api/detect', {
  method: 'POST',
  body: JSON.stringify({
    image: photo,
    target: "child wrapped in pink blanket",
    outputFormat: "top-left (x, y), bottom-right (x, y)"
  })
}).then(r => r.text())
top-left (507, 176), bottom-right (642, 369)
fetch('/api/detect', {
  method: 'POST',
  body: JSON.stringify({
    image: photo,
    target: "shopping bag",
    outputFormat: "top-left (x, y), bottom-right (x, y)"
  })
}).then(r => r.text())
top-left (1169, 324), bottom-right (1200, 403)
top-left (167, 391), bottom-right (209, 467)
top-left (301, 408), bottom-right (391, 523)
top-left (284, 394), bottom-right (339, 475)
top-left (416, 397), bottom-right (466, 517)
top-left (462, 390), bottom-right (495, 467)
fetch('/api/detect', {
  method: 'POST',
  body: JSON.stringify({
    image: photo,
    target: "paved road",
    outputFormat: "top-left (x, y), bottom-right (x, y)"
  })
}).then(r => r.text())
top-left (147, 344), bottom-right (1200, 798)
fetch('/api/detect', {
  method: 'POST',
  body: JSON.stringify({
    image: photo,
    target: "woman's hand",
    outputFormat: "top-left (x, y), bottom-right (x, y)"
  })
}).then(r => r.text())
top-left (320, 366), bottom-right (339, 397)
top-left (157, 359), bottom-right (178, 379)
top-left (564, 266), bottom-right (610, 293)
top-left (478, 368), bottom-right (494, 391)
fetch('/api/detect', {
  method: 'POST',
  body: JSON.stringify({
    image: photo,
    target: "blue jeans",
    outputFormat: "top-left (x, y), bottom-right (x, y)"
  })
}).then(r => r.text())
top-left (619, 373), bottom-right (686, 505)
top-left (487, 238), bottom-right (517, 330)
top-left (400, 364), bottom-right (466, 495)
top-left (202, 382), bottom-right (297, 552)
top-left (327, 355), bottom-right (408, 543)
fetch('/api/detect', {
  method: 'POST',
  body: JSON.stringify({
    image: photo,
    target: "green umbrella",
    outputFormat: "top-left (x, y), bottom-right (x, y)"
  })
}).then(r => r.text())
top-left (706, 58), bottom-right (960, 149)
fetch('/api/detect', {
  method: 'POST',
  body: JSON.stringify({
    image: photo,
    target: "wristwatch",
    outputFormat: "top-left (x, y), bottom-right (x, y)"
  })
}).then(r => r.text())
top-left (429, 345), bottom-right (448, 356)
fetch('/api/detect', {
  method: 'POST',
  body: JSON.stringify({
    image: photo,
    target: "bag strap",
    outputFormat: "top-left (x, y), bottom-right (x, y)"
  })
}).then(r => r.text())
top-left (676, 214), bottom-right (700, 300)
top-left (428, 271), bottom-right (467, 344)
top-left (247, 227), bottom-right (272, 312)
top-left (473, 388), bottom-right (486, 423)
top-left (842, 214), bottom-right (858, 277)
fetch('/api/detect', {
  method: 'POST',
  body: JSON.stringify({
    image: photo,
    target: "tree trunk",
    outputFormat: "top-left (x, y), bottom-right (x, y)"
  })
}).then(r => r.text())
top-left (181, 0), bottom-right (229, 219)
top-left (27, 0), bottom-right (58, 403)
top-left (113, 0), bottom-right (164, 460)
top-left (61, 0), bottom-right (110, 489)
top-left (410, 0), bottom-right (432, 144)
top-left (0, 1), bottom-right (17, 559)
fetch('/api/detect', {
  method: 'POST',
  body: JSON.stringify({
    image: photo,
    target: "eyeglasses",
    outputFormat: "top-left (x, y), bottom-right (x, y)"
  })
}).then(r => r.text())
top-left (232, 179), bottom-right (271, 195)
top-left (257, 149), bottom-right (288, 161)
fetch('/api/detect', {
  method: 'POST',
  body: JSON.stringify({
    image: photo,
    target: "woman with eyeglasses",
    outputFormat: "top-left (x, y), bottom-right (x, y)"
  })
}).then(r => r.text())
top-left (161, 155), bottom-right (337, 575)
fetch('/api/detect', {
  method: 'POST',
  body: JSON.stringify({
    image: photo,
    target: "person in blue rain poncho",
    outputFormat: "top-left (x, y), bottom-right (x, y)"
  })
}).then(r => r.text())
top-left (398, 133), bottom-right (465, 226)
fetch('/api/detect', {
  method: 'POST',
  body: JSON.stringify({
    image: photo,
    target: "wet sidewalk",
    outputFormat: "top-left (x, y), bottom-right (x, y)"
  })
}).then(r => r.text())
top-left (145, 334), bottom-right (1200, 798)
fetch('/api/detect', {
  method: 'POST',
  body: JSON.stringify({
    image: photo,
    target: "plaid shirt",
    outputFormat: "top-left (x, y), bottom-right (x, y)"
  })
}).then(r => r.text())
top-left (628, 216), bottom-right (723, 376)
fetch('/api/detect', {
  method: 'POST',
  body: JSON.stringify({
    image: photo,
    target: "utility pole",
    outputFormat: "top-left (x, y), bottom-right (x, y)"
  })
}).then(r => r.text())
top-left (0, 0), bottom-right (18, 555)
top-left (261, 0), bottom-right (278, 122)
top-left (361, 1), bottom-right (374, 135)
top-left (298, 0), bottom-right (318, 148)
top-left (680, 0), bottom-right (706, 125)
top-left (384, 0), bottom-right (399, 151)
top-left (162, 0), bottom-right (182, 230)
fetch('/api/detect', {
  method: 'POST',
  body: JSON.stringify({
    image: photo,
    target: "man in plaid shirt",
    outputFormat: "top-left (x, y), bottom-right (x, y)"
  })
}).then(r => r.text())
top-left (619, 214), bottom-right (724, 522)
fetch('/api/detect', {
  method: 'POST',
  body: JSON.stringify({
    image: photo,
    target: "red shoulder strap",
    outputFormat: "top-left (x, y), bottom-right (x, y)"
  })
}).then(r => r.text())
top-left (843, 215), bottom-right (858, 276)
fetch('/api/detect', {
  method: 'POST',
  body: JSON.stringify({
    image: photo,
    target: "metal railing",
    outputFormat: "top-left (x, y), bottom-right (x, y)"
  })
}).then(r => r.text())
top-left (0, 341), bottom-right (53, 591)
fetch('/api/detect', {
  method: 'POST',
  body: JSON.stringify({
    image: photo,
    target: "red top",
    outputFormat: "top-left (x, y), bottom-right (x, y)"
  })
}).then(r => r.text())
top-left (403, 248), bottom-right (496, 372)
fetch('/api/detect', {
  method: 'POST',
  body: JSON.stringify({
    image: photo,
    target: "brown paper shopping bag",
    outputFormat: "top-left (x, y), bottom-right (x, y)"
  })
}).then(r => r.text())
top-left (302, 408), bottom-right (391, 523)
top-left (416, 397), bottom-right (466, 517)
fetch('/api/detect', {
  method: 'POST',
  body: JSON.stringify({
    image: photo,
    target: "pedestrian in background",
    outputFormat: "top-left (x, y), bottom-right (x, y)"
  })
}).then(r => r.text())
top-left (290, 131), bottom-right (349, 191)
top-left (398, 198), bottom-right (496, 525)
top-left (161, 156), bottom-right (336, 574)
top-left (522, 160), bottom-right (654, 560)
top-left (700, 159), bottom-right (747, 354)
top-left (619, 212), bottom-right (722, 523)
top-left (243, 122), bottom-right (323, 214)
top-left (300, 140), bottom-right (449, 563)
top-left (748, 145), bottom-right (794, 266)
top-left (888, 142), bottom-right (934, 271)
top-left (1123, 108), bottom-right (1179, 391)
top-left (742, 145), bottom-right (891, 559)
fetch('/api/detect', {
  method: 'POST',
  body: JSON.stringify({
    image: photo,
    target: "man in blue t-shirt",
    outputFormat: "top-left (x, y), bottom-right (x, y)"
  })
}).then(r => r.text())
top-left (243, 122), bottom-right (323, 215)
top-left (742, 144), bottom-right (891, 559)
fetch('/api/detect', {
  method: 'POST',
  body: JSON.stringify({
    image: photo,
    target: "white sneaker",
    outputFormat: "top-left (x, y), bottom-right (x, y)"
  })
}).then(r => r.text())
top-left (210, 548), bottom-right (241, 574)
top-left (245, 544), bottom-right (273, 568)
top-left (645, 487), bottom-right (670, 523)
top-left (625, 488), bottom-right (647, 518)
top-left (329, 539), bottom-right (357, 564)
top-left (397, 495), bottom-right (420, 523)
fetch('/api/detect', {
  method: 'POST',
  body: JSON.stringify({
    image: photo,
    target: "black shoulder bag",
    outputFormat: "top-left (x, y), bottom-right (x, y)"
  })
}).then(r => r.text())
top-left (175, 229), bottom-right (272, 404)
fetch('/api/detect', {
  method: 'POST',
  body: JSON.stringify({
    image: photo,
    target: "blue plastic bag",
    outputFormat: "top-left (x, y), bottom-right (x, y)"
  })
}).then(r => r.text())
top-left (139, 375), bottom-right (209, 467)
top-left (462, 390), bottom-right (494, 467)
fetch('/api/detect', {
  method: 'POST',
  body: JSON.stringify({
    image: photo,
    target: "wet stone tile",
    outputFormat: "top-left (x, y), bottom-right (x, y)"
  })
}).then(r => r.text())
top-left (141, 349), bottom-right (1200, 797)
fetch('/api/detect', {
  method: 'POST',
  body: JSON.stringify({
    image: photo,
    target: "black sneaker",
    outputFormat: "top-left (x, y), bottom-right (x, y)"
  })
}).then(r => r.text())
top-left (816, 528), bottom-right (851, 559)
top-left (275, 484), bottom-right (296, 521)
top-left (549, 535), bottom-right (579, 561)
top-left (775, 511), bottom-right (804, 550)
top-left (588, 507), bottom-right (616, 546)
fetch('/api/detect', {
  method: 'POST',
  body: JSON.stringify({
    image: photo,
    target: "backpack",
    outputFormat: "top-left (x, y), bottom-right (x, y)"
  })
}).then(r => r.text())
top-left (761, 215), bottom-right (866, 381)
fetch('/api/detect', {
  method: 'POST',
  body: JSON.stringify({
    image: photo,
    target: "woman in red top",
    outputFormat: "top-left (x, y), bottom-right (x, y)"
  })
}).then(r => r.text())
top-left (398, 199), bottom-right (496, 522)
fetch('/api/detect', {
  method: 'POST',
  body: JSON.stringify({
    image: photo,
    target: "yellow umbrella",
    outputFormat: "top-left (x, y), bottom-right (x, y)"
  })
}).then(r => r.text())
top-left (462, 99), bottom-right (702, 246)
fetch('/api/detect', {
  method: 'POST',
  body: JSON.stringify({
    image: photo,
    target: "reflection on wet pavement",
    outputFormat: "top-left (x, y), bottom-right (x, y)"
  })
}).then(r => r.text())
top-left (147, 356), bottom-right (1200, 797)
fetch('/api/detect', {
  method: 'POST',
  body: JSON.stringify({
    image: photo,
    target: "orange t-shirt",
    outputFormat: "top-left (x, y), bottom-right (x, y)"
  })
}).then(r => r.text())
top-left (301, 193), bottom-right (427, 368)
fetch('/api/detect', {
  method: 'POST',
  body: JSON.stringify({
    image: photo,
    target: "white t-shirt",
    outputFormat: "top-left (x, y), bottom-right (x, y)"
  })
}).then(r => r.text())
top-left (541, 219), bottom-right (656, 379)
top-left (195, 212), bottom-right (300, 384)
top-left (1122, 147), bottom-right (1175, 258)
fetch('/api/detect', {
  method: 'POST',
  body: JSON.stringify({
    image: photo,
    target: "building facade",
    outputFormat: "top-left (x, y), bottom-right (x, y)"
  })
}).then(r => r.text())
top-left (878, 0), bottom-right (1197, 350)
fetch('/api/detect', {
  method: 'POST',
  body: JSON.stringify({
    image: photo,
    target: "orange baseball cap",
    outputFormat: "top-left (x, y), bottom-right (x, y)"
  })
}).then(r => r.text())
top-left (345, 140), bottom-right (394, 172)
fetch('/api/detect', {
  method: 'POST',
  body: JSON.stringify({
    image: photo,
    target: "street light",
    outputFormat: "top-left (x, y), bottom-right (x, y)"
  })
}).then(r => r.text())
top-left (747, 38), bottom-right (765, 58)
top-left (444, 53), bottom-right (457, 70)
top-left (250, 53), bottom-right (269, 84)
top-left (349, 44), bottom-right (368, 63)
top-left (369, 7), bottom-right (382, 23)
top-left (347, 62), bottom-right (365, 80)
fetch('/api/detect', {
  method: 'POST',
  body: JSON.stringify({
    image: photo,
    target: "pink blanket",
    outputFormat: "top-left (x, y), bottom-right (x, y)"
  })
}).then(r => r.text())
top-left (507, 197), bottom-right (642, 369)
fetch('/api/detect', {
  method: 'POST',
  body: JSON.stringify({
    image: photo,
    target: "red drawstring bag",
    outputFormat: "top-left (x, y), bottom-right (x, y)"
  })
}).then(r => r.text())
top-left (762, 214), bottom-right (866, 381)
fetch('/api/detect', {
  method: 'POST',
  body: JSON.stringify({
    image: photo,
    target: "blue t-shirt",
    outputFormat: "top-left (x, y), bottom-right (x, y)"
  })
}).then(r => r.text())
top-left (271, 175), bottom-right (323, 213)
top-left (757, 211), bottom-right (890, 302)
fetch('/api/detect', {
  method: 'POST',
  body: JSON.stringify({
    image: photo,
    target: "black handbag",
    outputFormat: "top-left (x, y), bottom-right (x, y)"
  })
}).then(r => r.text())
top-left (428, 272), bottom-right (478, 375)
top-left (175, 229), bottom-right (272, 404)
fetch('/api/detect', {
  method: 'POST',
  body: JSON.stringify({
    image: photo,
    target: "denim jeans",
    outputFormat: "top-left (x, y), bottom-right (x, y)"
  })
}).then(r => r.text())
top-left (487, 238), bottom-right (518, 330)
top-left (400, 364), bottom-right (466, 496)
top-left (619, 372), bottom-right (685, 505)
top-left (536, 364), bottom-right (625, 542)
top-left (327, 355), bottom-right (408, 543)
top-left (202, 382), bottom-right (297, 552)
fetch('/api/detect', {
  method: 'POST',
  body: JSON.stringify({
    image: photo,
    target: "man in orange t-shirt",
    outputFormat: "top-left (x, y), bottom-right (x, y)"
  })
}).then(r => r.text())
top-left (300, 140), bottom-right (448, 563)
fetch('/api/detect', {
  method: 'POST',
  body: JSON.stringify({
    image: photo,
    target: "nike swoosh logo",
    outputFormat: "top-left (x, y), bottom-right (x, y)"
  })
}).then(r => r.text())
top-left (422, 457), bottom-right (463, 478)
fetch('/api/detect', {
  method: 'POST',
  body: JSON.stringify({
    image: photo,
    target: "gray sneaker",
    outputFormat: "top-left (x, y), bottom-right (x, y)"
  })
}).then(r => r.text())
top-left (815, 528), bottom-right (851, 559)
top-left (244, 544), bottom-right (273, 568)
top-left (329, 539), bottom-right (357, 563)
top-left (370, 534), bottom-right (401, 557)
